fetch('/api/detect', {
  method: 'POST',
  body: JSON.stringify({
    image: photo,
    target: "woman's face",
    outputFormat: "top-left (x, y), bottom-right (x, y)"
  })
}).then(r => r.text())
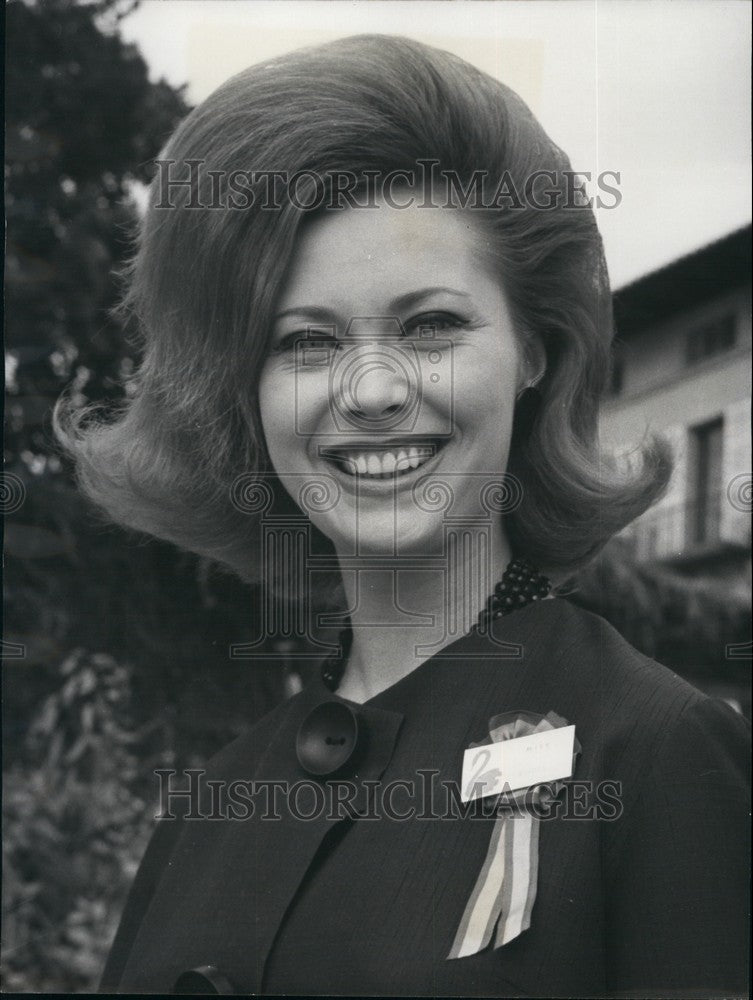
top-left (258, 197), bottom-right (526, 556)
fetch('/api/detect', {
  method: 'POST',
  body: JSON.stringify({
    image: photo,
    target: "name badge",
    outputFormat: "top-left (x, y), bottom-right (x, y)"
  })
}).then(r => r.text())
top-left (461, 725), bottom-right (576, 803)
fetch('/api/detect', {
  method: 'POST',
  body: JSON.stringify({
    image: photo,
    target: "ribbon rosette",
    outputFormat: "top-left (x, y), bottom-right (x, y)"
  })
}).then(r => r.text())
top-left (447, 710), bottom-right (580, 960)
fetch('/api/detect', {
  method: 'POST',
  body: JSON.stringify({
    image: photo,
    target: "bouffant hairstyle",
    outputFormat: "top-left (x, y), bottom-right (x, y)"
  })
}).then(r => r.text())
top-left (55, 34), bottom-right (670, 586)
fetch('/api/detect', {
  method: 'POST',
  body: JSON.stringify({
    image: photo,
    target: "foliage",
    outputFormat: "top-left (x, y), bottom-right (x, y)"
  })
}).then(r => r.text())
top-left (2, 650), bottom-right (152, 992)
top-left (5, 0), bottom-right (187, 431)
top-left (4, 0), bottom-right (192, 666)
top-left (2, 0), bottom-right (285, 991)
top-left (567, 538), bottom-right (751, 713)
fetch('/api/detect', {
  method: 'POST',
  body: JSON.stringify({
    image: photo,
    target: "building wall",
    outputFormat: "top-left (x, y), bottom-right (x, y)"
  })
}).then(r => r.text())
top-left (600, 284), bottom-right (751, 563)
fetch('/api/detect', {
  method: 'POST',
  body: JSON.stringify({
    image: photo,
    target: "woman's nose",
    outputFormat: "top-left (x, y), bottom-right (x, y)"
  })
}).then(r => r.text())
top-left (332, 343), bottom-right (416, 426)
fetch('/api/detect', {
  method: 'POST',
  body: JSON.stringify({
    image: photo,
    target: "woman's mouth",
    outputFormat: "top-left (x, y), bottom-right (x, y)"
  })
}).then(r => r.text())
top-left (320, 440), bottom-right (445, 480)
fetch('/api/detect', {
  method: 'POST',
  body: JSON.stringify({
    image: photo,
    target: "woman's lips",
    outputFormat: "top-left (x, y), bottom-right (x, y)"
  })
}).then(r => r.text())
top-left (320, 439), bottom-right (447, 480)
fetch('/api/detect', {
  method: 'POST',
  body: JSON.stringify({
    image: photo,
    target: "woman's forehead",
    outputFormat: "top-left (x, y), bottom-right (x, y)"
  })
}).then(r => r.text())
top-left (277, 199), bottom-right (498, 312)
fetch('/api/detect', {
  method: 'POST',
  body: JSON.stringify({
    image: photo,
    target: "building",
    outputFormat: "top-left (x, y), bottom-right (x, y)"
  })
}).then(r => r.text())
top-left (600, 225), bottom-right (751, 581)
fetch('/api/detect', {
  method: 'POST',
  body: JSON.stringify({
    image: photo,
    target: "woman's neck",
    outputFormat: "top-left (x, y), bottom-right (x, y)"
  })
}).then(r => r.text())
top-left (334, 526), bottom-right (512, 703)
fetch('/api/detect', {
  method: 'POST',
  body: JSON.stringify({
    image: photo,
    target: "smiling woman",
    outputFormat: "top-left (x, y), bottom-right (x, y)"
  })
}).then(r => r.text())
top-left (54, 33), bottom-right (749, 999)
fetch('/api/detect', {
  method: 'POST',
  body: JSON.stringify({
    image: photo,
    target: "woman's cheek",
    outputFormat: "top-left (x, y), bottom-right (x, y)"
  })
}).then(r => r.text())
top-left (258, 368), bottom-right (290, 461)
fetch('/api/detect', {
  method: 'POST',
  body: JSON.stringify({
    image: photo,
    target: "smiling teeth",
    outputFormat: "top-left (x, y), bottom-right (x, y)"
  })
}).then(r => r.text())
top-left (335, 445), bottom-right (434, 477)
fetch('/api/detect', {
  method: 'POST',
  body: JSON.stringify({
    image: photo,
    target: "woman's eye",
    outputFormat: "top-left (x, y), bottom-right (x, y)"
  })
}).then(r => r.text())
top-left (404, 311), bottom-right (465, 336)
top-left (274, 329), bottom-right (339, 353)
top-left (272, 314), bottom-right (465, 354)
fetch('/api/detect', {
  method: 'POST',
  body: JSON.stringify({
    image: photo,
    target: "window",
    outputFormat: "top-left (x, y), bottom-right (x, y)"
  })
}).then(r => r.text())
top-left (688, 417), bottom-right (724, 547)
top-left (686, 314), bottom-right (736, 365)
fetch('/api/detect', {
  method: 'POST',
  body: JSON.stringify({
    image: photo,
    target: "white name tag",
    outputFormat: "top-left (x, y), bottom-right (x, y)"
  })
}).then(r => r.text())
top-left (460, 725), bottom-right (576, 803)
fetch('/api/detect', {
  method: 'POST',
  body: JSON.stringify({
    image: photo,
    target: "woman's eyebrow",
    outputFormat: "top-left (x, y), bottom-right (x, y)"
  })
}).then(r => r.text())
top-left (389, 287), bottom-right (472, 311)
top-left (274, 288), bottom-right (472, 324)
top-left (273, 305), bottom-right (339, 323)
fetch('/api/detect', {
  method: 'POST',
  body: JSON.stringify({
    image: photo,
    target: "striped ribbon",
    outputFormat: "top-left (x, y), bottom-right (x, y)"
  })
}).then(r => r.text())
top-left (448, 711), bottom-right (575, 960)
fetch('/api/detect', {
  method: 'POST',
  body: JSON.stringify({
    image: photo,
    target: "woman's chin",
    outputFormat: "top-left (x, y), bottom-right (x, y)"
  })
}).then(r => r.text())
top-left (319, 516), bottom-right (446, 559)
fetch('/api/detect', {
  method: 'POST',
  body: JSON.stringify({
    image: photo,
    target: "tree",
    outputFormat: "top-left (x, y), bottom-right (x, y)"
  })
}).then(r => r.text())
top-left (3, 3), bottom-right (286, 990)
top-left (5, 0), bottom-right (187, 436)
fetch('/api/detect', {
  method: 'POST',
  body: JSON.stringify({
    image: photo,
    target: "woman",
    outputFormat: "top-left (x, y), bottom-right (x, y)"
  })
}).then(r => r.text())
top-left (57, 35), bottom-right (749, 997)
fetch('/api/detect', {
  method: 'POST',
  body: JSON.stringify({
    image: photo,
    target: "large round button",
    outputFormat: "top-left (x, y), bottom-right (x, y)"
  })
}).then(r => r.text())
top-left (172, 965), bottom-right (235, 994)
top-left (296, 701), bottom-right (362, 777)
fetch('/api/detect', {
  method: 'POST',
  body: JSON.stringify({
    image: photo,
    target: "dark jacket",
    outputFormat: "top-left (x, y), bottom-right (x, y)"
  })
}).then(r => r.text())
top-left (102, 598), bottom-right (750, 997)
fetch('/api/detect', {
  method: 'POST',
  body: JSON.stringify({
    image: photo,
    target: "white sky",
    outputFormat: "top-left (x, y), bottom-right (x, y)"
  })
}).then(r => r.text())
top-left (120, 0), bottom-right (751, 288)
